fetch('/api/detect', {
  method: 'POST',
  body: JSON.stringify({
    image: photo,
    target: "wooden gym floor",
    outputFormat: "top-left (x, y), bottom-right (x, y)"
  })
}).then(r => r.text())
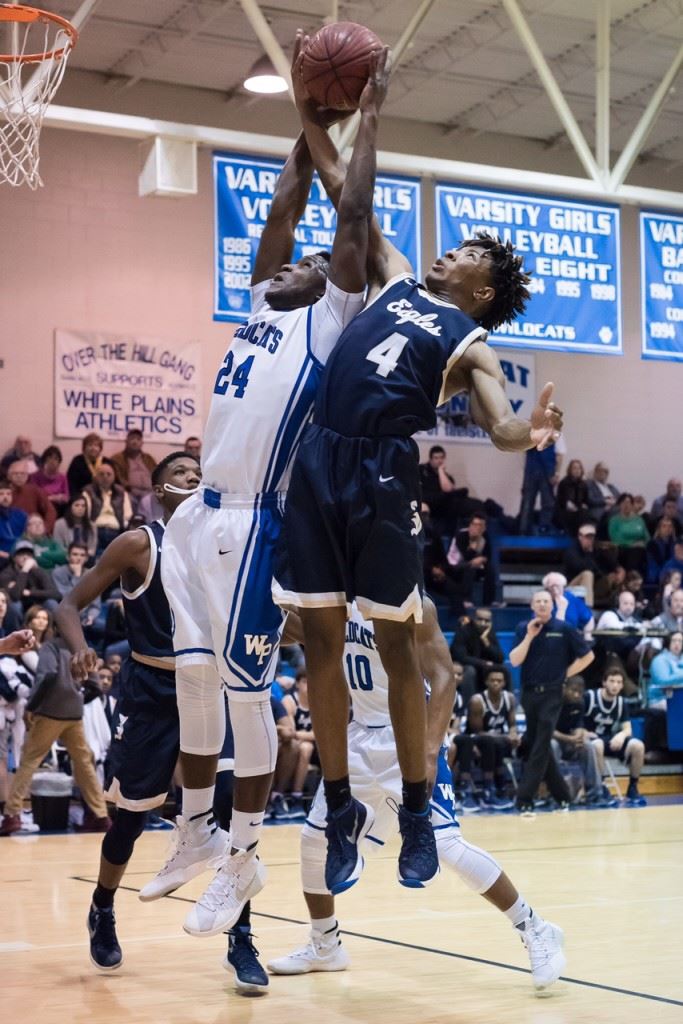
top-left (3, 805), bottom-right (683, 1024)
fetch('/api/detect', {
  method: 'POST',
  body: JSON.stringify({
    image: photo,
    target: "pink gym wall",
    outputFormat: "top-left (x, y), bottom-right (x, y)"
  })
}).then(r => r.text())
top-left (0, 128), bottom-right (672, 510)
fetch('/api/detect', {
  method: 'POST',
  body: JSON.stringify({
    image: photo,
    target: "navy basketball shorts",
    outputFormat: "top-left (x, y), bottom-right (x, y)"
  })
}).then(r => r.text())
top-left (273, 423), bottom-right (424, 622)
top-left (105, 662), bottom-right (179, 812)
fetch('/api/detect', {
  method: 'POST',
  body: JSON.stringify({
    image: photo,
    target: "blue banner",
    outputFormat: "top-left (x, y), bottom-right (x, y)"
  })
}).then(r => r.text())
top-left (435, 184), bottom-right (622, 355)
top-left (640, 211), bottom-right (683, 361)
top-left (213, 152), bottom-right (421, 322)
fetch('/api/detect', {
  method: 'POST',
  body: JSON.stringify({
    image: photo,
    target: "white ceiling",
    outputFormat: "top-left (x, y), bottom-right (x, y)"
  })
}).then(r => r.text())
top-left (42, 0), bottom-right (683, 171)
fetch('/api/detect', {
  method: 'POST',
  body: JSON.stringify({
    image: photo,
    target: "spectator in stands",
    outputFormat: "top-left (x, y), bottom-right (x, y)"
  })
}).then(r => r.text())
top-left (655, 570), bottom-right (682, 616)
top-left (0, 636), bottom-right (110, 836)
top-left (649, 630), bottom-right (683, 708)
top-left (29, 446), bottom-right (69, 517)
top-left (551, 677), bottom-right (604, 806)
top-left (595, 589), bottom-right (647, 689)
top-left (419, 445), bottom-right (480, 537)
top-left (562, 522), bottom-right (621, 608)
top-left (621, 570), bottom-right (654, 619)
top-left (651, 588), bottom-right (683, 636)
top-left (0, 587), bottom-right (22, 639)
top-left (22, 513), bottom-right (67, 570)
top-left (633, 495), bottom-right (655, 536)
top-left (266, 695), bottom-right (300, 820)
top-left (584, 667), bottom-right (646, 806)
top-left (553, 459), bottom-right (589, 536)
top-left (608, 493), bottom-right (649, 573)
top-left (7, 459), bottom-right (56, 534)
top-left (449, 608), bottom-right (506, 696)
top-left (509, 590), bottom-right (594, 814)
top-left (67, 433), bottom-right (105, 495)
top-left (651, 478), bottom-right (683, 520)
top-left (656, 499), bottom-right (683, 539)
top-left (0, 540), bottom-right (60, 613)
top-left (0, 478), bottom-right (27, 569)
top-left (454, 513), bottom-right (496, 605)
top-left (281, 669), bottom-right (317, 819)
top-left (454, 667), bottom-right (517, 812)
top-left (82, 460), bottom-right (132, 553)
top-left (184, 436), bottom-right (202, 459)
top-left (53, 493), bottom-right (98, 562)
top-left (586, 462), bottom-right (619, 523)
top-left (518, 435), bottom-right (565, 535)
top-left (1, 435), bottom-right (40, 475)
top-left (423, 518), bottom-right (475, 616)
top-left (659, 540), bottom-right (683, 581)
top-left (52, 543), bottom-right (101, 634)
top-left (647, 517), bottom-right (677, 584)
top-left (542, 571), bottom-right (594, 637)
top-left (111, 430), bottom-right (157, 511)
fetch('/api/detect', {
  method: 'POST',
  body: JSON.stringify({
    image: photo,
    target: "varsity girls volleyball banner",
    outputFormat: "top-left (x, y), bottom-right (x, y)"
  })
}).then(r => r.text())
top-left (213, 152), bottom-right (421, 321)
top-left (435, 184), bottom-right (622, 355)
top-left (640, 211), bottom-right (683, 361)
top-left (54, 329), bottom-right (203, 443)
top-left (418, 351), bottom-right (536, 445)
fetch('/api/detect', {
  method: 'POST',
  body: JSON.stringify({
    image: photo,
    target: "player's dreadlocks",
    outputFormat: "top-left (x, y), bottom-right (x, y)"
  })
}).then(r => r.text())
top-left (459, 232), bottom-right (531, 331)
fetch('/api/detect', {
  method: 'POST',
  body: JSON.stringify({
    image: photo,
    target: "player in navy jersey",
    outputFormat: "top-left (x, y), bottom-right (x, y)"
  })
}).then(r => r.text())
top-left (273, 75), bottom-right (565, 893)
top-left (54, 452), bottom-right (222, 971)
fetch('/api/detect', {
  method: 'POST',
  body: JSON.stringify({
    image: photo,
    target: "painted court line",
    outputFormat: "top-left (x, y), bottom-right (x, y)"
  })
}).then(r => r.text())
top-left (70, 876), bottom-right (683, 1008)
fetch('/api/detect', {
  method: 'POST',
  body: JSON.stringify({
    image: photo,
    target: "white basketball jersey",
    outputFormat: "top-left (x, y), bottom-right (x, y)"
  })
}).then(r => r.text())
top-left (202, 279), bottom-right (364, 495)
top-left (344, 604), bottom-right (423, 728)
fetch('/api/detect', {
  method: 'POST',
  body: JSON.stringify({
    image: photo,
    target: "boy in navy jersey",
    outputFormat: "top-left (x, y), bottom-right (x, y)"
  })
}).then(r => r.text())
top-left (274, 60), bottom-right (565, 893)
top-left (584, 668), bottom-right (647, 806)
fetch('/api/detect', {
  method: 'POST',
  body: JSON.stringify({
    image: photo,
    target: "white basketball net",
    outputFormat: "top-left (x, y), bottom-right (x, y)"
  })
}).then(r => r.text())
top-left (0, 10), bottom-right (75, 188)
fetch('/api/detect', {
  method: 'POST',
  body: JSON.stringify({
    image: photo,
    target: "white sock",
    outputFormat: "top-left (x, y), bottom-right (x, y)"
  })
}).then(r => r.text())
top-left (231, 809), bottom-right (265, 853)
top-left (312, 915), bottom-right (338, 943)
top-left (504, 896), bottom-right (535, 929)
top-left (182, 786), bottom-right (215, 823)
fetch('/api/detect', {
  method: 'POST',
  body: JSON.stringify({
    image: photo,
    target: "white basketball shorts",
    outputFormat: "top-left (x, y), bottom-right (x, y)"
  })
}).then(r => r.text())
top-left (161, 487), bottom-right (286, 700)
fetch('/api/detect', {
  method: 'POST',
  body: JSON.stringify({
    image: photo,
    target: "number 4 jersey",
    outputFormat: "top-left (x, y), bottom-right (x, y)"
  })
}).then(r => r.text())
top-left (201, 278), bottom-right (364, 495)
top-left (314, 273), bottom-right (487, 437)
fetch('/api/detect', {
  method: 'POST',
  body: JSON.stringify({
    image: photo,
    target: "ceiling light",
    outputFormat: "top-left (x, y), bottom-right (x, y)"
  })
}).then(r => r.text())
top-left (244, 54), bottom-right (288, 94)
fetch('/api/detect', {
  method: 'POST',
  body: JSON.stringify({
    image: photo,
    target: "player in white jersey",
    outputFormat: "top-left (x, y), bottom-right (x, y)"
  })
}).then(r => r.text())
top-left (268, 599), bottom-right (566, 992)
top-left (142, 47), bottom-right (391, 939)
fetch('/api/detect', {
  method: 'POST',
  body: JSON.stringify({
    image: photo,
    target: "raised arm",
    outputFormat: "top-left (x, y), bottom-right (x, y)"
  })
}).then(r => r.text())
top-left (417, 597), bottom-right (457, 786)
top-left (251, 132), bottom-right (315, 287)
top-left (452, 342), bottom-right (563, 453)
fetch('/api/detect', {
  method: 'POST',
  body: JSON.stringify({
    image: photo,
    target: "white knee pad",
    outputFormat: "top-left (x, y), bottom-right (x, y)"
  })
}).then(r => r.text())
top-left (437, 831), bottom-right (502, 895)
top-left (176, 663), bottom-right (225, 756)
top-left (229, 695), bottom-right (278, 777)
top-left (301, 823), bottom-right (329, 895)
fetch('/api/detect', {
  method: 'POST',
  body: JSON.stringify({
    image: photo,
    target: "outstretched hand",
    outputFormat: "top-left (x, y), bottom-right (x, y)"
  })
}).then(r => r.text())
top-left (358, 46), bottom-right (390, 114)
top-left (529, 381), bottom-right (563, 451)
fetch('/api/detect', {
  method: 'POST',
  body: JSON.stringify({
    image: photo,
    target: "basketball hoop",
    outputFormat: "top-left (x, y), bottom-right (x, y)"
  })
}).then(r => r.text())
top-left (0, 4), bottom-right (78, 188)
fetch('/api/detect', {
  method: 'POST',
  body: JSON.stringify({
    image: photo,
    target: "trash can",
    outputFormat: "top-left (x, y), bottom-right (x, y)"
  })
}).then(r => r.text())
top-left (30, 771), bottom-right (72, 832)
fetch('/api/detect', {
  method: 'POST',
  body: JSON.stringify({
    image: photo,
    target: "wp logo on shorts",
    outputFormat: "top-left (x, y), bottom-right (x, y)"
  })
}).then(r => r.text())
top-left (387, 298), bottom-right (442, 336)
top-left (244, 634), bottom-right (274, 665)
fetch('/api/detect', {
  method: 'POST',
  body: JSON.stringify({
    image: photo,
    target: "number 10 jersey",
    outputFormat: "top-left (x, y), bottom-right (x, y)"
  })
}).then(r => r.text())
top-left (313, 274), bottom-right (487, 438)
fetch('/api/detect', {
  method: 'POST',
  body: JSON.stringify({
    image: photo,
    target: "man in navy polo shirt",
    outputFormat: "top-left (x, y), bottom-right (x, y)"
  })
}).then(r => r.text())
top-left (509, 590), bottom-right (594, 815)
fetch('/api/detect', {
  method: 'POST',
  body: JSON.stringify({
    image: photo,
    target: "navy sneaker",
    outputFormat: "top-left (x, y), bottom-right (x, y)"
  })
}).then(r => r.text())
top-left (287, 798), bottom-right (306, 820)
top-left (489, 790), bottom-right (514, 811)
top-left (460, 790), bottom-right (480, 814)
top-left (626, 782), bottom-right (647, 807)
top-left (223, 925), bottom-right (268, 996)
top-left (324, 798), bottom-right (374, 895)
top-left (87, 903), bottom-right (122, 970)
top-left (397, 805), bottom-right (439, 889)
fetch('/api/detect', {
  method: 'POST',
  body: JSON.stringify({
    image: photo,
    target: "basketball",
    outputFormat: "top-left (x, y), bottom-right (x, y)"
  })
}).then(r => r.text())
top-left (301, 21), bottom-right (383, 111)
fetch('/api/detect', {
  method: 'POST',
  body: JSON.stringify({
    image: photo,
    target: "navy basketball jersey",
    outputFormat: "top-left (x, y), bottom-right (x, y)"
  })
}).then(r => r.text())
top-left (121, 520), bottom-right (174, 661)
top-left (480, 690), bottom-right (511, 735)
top-left (292, 692), bottom-right (312, 733)
top-left (314, 274), bottom-right (487, 437)
top-left (584, 690), bottom-right (626, 738)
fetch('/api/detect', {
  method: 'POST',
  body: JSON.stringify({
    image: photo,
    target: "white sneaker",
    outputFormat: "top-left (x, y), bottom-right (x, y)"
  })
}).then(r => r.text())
top-left (267, 931), bottom-right (350, 975)
top-left (138, 815), bottom-right (229, 902)
top-left (519, 917), bottom-right (566, 990)
top-left (183, 849), bottom-right (266, 937)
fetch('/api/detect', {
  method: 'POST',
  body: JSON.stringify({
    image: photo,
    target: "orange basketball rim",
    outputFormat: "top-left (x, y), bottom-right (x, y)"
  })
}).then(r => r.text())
top-left (0, 3), bottom-right (78, 62)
